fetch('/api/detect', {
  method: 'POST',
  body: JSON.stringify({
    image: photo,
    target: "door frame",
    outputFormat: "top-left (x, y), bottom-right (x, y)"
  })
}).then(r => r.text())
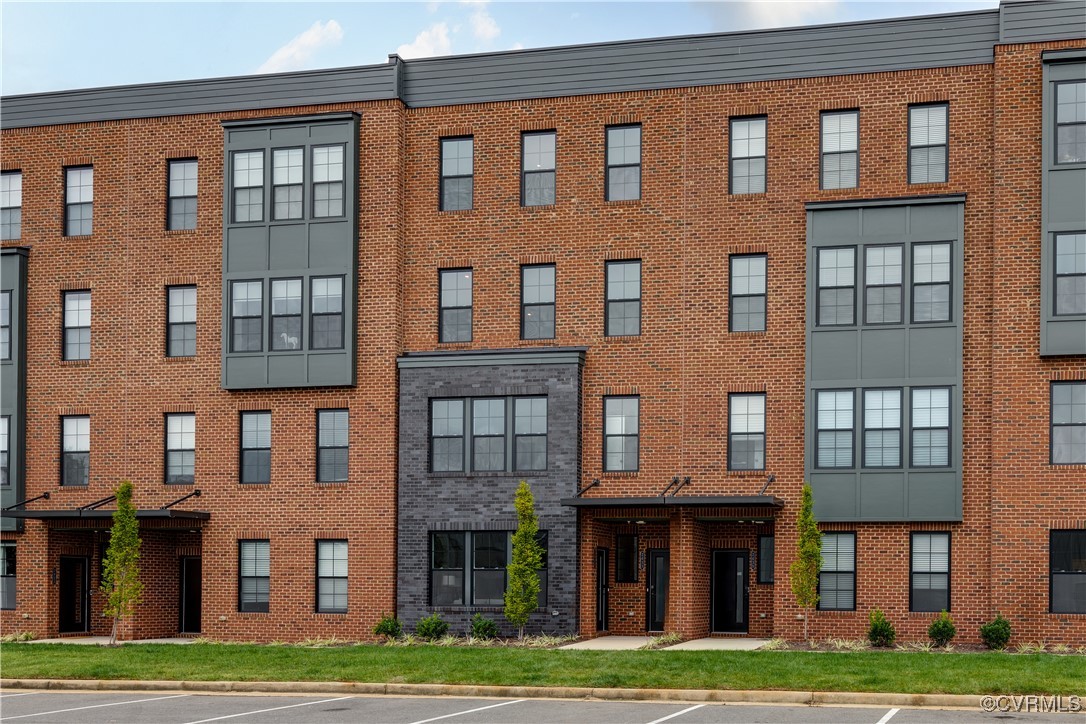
top-left (710, 548), bottom-right (750, 634)
top-left (646, 548), bottom-right (669, 633)
top-left (178, 556), bottom-right (202, 634)
top-left (595, 547), bottom-right (609, 632)
top-left (58, 555), bottom-right (90, 634)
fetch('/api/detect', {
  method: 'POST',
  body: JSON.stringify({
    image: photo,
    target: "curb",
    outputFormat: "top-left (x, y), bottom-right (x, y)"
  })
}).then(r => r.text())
top-left (0, 679), bottom-right (984, 709)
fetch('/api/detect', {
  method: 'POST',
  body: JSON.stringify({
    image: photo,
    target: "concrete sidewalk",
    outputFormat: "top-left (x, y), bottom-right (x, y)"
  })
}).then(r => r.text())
top-left (663, 638), bottom-right (770, 651)
top-left (559, 636), bottom-right (651, 650)
top-left (25, 637), bottom-right (196, 645)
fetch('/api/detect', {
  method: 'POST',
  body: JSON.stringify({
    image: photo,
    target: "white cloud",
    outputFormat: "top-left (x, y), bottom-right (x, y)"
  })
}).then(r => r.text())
top-left (257, 20), bottom-right (344, 74)
top-left (738, 0), bottom-right (840, 28)
top-left (463, 0), bottom-right (501, 42)
top-left (396, 22), bottom-right (453, 59)
top-left (510, 42), bottom-right (525, 51)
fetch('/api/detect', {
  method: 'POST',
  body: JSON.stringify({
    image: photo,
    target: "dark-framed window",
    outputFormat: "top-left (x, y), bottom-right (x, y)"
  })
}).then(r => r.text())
top-left (912, 242), bottom-right (951, 323)
top-left (439, 269), bottom-right (472, 343)
top-left (471, 399), bottom-right (506, 472)
top-left (616, 534), bottom-right (638, 583)
top-left (0, 290), bottom-right (10, 360)
top-left (230, 280), bottom-right (263, 352)
top-left (1, 170), bottom-right (22, 240)
top-left (440, 137), bottom-right (473, 211)
top-left (472, 531), bottom-right (507, 606)
top-left (911, 387), bottom-right (950, 467)
top-left (908, 103), bottom-right (948, 184)
top-left (730, 254), bottom-right (766, 332)
top-left (521, 264), bottom-right (555, 340)
top-left (911, 532), bottom-right (950, 612)
top-left (604, 396), bottom-right (639, 472)
top-left (821, 110), bottom-right (858, 190)
top-left (605, 260), bottom-right (641, 336)
top-left (1055, 232), bottom-right (1086, 316)
top-left (312, 144), bottom-right (345, 218)
top-left (64, 166), bottom-right (93, 236)
top-left (272, 147), bottom-right (304, 220)
top-left (816, 390), bottom-right (853, 469)
top-left (522, 131), bottom-right (556, 206)
top-left (1056, 80), bottom-right (1086, 165)
top-left (863, 245), bottom-right (903, 325)
top-left (758, 535), bottom-right (775, 584)
top-left (429, 530), bottom-right (548, 608)
top-left (232, 150), bottom-right (264, 222)
top-left (311, 276), bottom-right (344, 350)
top-left (239, 411), bottom-right (271, 484)
top-left (0, 415), bottom-right (8, 486)
top-left (816, 247), bottom-right (855, 326)
top-left (430, 399), bottom-right (465, 472)
top-left (728, 392), bottom-right (765, 471)
top-left (605, 124), bottom-right (641, 201)
top-left (1050, 529), bottom-right (1086, 614)
top-left (238, 540), bottom-right (270, 613)
top-left (167, 159), bottom-right (197, 230)
top-left (166, 286), bottom-right (196, 357)
top-left (1051, 381), bottom-right (1086, 465)
top-left (165, 413), bottom-right (195, 484)
top-left (0, 543), bottom-right (14, 610)
top-left (316, 540), bottom-right (348, 613)
top-left (317, 409), bottom-right (349, 482)
top-left (431, 396), bottom-right (547, 473)
top-left (270, 278), bottom-right (302, 351)
top-left (863, 389), bottom-right (902, 468)
top-left (818, 532), bottom-right (855, 610)
top-left (63, 290), bottom-right (91, 360)
top-left (729, 116), bottom-right (766, 194)
top-left (431, 531), bottom-right (466, 605)
top-left (514, 397), bottom-right (548, 471)
top-left (61, 415), bottom-right (89, 487)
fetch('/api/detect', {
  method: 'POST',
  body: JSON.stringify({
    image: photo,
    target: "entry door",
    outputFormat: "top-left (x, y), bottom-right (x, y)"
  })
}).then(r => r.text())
top-left (179, 557), bottom-right (202, 634)
top-left (595, 548), bottom-right (609, 632)
top-left (646, 549), bottom-right (669, 632)
top-left (58, 556), bottom-right (89, 633)
top-left (712, 550), bottom-right (749, 633)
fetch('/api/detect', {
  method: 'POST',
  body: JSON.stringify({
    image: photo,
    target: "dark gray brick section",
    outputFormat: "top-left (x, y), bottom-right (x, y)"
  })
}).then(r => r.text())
top-left (397, 361), bottom-right (582, 636)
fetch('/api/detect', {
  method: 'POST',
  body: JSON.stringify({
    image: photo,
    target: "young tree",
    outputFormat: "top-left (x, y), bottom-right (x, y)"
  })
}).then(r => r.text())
top-left (504, 480), bottom-right (543, 639)
top-left (100, 480), bottom-right (143, 645)
top-left (789, 482), bottom-right (821, 642)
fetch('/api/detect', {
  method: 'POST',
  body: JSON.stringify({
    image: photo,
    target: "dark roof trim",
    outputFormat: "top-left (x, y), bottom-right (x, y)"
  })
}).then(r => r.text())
top-left (560, 495), bottom-right (784, 509)
top-left (1043, 48), bottom-right (1086, 63)
top-left (222, 111), bottom-right (360, 129)
top-left (0, 509), bottom-right (210, 520)
top-left (398, 348), bottom-right (586, 369)
top-left (806, 193), bottom-right (967, 211)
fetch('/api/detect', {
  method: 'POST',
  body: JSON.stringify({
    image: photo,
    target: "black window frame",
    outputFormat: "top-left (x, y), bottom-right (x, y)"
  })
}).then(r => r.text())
top-left (521, 130), bottom-right (557, 207)
top-left (862, 244), bottom-right (904, 325)
top-left (229, 279), bottom-right (263, 353)
top-left (520, 263), bottom-right (556, 340)
top-left (429, 396), bottom-right (548, 474)
top-left (0, 415), bottom-right (9, 487)
top-left (428, 530), bottom-right (548, 609)
top-left (603, 395), bottom-right (640, 473)
top-left (239, 411), bottom-right (272, 484)
top-left (910, 531), bottom-right (951, 613)
top-left (64, 165), bottom-right (93, 237)
top-left (1050, 529), bottom-right (1086, 614)
top-left (1054, 232), bottom-right (1086, 317)
top-left (604, 124), bottom-right (642, 202)
top-left (758, 534), bottom-right (775, 584)
top-left (728, 392), bottom-right (766, 471)
top-left (315, 539), bottom-right (348, 614)
top-left (430, 531), bottom-right (466, 606)
top-left (0, 542), bottom-right (14, 610)
top-left (1, 169), bottom-right (22, 241)
top-left (271, 146), bottom-right (305, 221)
top-left (729, 115), bottom-right (767, 195)
top-left (1055, 80), bottom-right (1086, 166)
top-left (438, 268), bottom-right (473, 343)
top-left (820, 110), bottom-right (859, 191)
top-left (316, 408), bottom-right (349, 483)
top-left (513, 397), bottom-right (548, 472)
top-left (815, 389), bottom-right (855, 470)
top-left (439, 136), bottom-right (474, 212)
top-left (166, 158), bottom-right (198, 231)
top-left (231, 149), bottom-right (264, 224)
top-left (910, 387), bottom-right (952, 468)
top-left (861, 388), bottom-right (903, 469)
top-left (908, 102), bottom-right (949, 184)
top-left (1050, 381), bottom-right (1086, 465)
top-left (470, 398), bottom-right (507, 472)
top-left (471, 531), bottom-right (508, 606)
top-left (615, 533), bottom-right (638, 583)
top-left (60, 415), bottom-right (90, 487)
top-left (164, 412), bottom-right (196, 485)
top-left (816, 246), bottom-right (856, 327)
top-left (0, 290), bottom-right (10, 361)
top-left (604, 259), bottom-right (642, 337)
top-left (269, 277), bottom-right (303, 351)
top-left (62, 289), bottom-right (91, 361)
top-left (817, 531), bottom-right (856, 611)
top-left (312, 144), bottom-right (346, 219)
top-left (165, 285), bottom-right (196, 358)
top-left (911, 241), bottom-right (953, 324)
top-left (729, 253), bottom-right (767, 332)
top-left (238, 539), bottom-right (270, 613)
top-left (310, 275), bottom-right (345, 350)
top-left (430, 398), bottom-right (466, 473)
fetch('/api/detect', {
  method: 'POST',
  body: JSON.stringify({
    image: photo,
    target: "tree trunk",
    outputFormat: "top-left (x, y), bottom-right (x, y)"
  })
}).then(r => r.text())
top-left (803, 609), bottom-right (808, 643)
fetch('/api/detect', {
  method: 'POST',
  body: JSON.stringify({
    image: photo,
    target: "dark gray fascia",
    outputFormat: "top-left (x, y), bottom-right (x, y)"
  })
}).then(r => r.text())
top-left (221, 111), bottom-right (360, 129)
top-left (560, 495), bottom-right (785, 508)
top-left (806, 194), bottom-right (967, 211)
top-left (397, 348), bottom-right (587, 369)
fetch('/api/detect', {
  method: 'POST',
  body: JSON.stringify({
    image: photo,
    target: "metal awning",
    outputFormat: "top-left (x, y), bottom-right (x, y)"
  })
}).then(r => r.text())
top-left (560, 495), bottom-right (784, 508)
top-left (1, 509), bottom-right (209, 520)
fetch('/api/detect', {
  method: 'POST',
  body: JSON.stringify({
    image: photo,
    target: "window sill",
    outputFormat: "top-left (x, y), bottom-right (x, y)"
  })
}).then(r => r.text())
top-left (600, 471), bottom-right (639, 478)
top-left (164, 228), bottom-right (198, 236)
top-left (59, 359), bottom-right (90, 367)
top-left (516, 338), bottom-right (558, 346)
top-left (164, 356), bottom-right (197, 363)
top-left (602, 335), bottom-right (643, 343)
top-left (236, 611), bottom-right (270, 617)
top-left (907, 181), bottom-right (950, 188)
top-left (725, 469), bottom-right (767, 477)
top-left (814, 609), bottom-right (857, 616)
top-left (728, 330), bottom-right (767, 337)
top-left (727, 192), bottom-right (768, 200)
top-left (520, 203), bottom-right (556, 212)
top-left (432, 605), bottom-right (504, 613)
top-left (605, 199), bottom-right (643, 206)
top-left (427, 471), bottom-right (553, 479)
top-left (314, 480), bottom-right (351, 486)
top-left (439, 208), bottom-right (475, 215)
top-left (436, 342), bottom-right (473, 350)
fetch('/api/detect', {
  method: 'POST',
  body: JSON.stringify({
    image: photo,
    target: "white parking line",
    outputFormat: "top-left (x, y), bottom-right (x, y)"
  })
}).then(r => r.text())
top-left (646, 704), bottom-right (705, 724)
top-left (3, 693), bottom-right (190, 719)
top-left (875, 708), bottom-right (900, 724)
top-left (408, 699), bottom-right (525, 724)
top-left (0, 692), bottom-right (42, 698)
top-left (184, 696), bottom-right (353, 723)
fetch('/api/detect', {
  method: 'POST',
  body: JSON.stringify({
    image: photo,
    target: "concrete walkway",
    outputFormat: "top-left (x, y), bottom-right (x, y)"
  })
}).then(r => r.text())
top-left (663, 638), bottom-right (770, 651)
top-left (559, 636), bottom-right (652, 650)
top-left (26, 637), bottom-right (196, 645)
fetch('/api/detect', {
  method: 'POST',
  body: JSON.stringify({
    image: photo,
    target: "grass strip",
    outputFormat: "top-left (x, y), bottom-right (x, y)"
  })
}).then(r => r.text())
top-left (2, 644), bottom-right (1083, 696)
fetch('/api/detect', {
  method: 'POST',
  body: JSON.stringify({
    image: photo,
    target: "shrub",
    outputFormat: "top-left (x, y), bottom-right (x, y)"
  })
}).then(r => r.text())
top-left (927, 610), bottom-right (957, 647)
top-left (470, 613), bottom-right (499, 640)
top-left (372, 614), bottom-right (403, 639)
top-left (867, 608), bottom-right (896, 648)
top-left (415, 612), bottom-right (450, 641)
top-left (980, 615), bottom-right (1012, 650)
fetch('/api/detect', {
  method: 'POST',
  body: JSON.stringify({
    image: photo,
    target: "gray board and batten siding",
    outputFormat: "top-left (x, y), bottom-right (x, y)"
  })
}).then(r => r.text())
top-left (0, 248), bottom-right (28, 532)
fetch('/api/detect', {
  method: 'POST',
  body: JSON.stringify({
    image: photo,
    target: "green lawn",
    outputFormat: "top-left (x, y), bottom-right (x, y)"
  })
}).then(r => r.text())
top-left (2, 644), bottom-right (1084, 695)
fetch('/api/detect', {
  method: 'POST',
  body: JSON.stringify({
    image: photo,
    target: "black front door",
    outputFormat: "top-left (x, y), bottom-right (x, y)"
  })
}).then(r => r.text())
top-left (58, 556), bottom-right (89, 633)
top-left (712, 550), bottom-right (749, 633)
top-left (595, 548), bottom-right (609, 632)
top-left (646, 549), bottom-right (669, 632)
top-left (179, 557), bottom-right (202, 634)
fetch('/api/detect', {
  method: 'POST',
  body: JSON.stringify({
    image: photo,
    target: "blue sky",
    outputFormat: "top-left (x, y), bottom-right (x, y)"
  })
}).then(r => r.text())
top-left (3, 1), bottom-right (998, 96)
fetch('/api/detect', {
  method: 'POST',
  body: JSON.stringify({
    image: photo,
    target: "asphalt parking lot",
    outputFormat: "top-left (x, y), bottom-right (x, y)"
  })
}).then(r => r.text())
top-left (0, 691), bottom-right (1078, 724)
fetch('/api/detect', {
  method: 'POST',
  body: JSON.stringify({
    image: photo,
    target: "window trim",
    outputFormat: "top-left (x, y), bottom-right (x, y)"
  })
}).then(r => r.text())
top-left (862, 244), bottom-right (904, 326)
top-left (819, 109), bottom-right (860, 191)
top-left (470, 398), bottom-right (507, 472)
top-left (729, 253), bottom-right (767, 333)
top-left (861, 387), bottom-right (903, 470)
top-left (815, 246), bottom-right (857, 328)
top-left (60, 415), bottom-right (90, 487)
top-left (315, 539), bottom-right (348, 614)
top-left (269, 277), bottom-right (303, 352)
top-left (230, 149), bottom-right (265, 224)
top-left (165, 285), bottom-right (197, 358)
top-left (1050, 380), bottom-right (1086, 466)
top-left (271, 147), bottom-right (305, 221)
top-left (604, 259), bottom-right (642, 337)
top-left (1053, 231), bottom-right (1086, 318)
top-left (429, 396), bottom-right (548, 474)
top-left (615, 533), bottom-right (638, 583)
top-left (229, 279), bottom-right (263, 353)
top-left (815, 389), bottom-right (855, 470)
top-left (728, 391), bottom-right (766, 472)
top-left (604, 124), bottom-right (642, 202)
top-left (728, 115), bottom-right (768, 195)
top-left (438, 268), bottom-right (473, 344)
top-left (428, 530), bottom-right (548, 609)
top-left (513, 396), bottom-right (548, 472)
top-left (0, 290), bottom-right (11, 361)
top-left (316, 408), bottom-right (349, 483)
top-left (237, 539), bottom-right (270, 613)
top-left (1, 169), bottom-right (23, 241)
top-left (310, 275), bottom-right (346, 350)
top-left (817, 531), bottom-right (856, 611)
top-left (0, 415), bottom-right (9, 488)
top-left (311, 143), bottom-right (347, 219)
top-left (910, 531), bottom-right (951, 613)
top-left (603, 395), bottom-right (640, 473)
top-left (429, 531), bottom-right (466, 606)
top-left (238, 411), bottom-right (272, 485)
top-left (520, 263), bottom-right (556, 340)
top-left (164, 412), bottom-right (196, 485)
top-left (439, 136), bottom-right (474, 212)
top-left (758, 534), bottom-right (775, 585)
top-left (62, 289), bottom-right (91, 361)
top-left (1054, 80), bottom-right (1086, 167)
top-left (1049, 528), bottom-right (1086, 614)
top-left (0, 542), bottom-right (14, 610)
top-left (521, 130), bottom-right (557, 207)
top-left (63, 165), bottom-right (93, 237)
top-left (910, 241), bottom-right (953, 325)
top-left (910, 386), bottom-right (952, 468)
top-left (907, 102), bottom-right (950, 185)
top-left (166, 158), bottom-right (198, 231)
top-left (430, 398), bottom-right (466, 473)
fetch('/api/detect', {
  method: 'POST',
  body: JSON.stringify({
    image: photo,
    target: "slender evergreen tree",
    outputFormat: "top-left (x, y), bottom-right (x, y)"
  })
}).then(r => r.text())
top-left (101, 480), bottom-right (143, 645)
top-left (789, 482), bottom-right (821, 642)
top-left (504, 481), bottom-right (543, 639)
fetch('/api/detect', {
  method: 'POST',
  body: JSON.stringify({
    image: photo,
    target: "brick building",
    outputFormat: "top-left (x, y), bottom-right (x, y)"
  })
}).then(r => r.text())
top-left (1, 0), bottom-right (1084, 644)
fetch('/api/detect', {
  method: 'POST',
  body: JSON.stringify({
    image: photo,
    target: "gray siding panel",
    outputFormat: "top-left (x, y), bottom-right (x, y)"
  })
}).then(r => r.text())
top-left (0, 249), bottom-right (28, 532)
top-left (1000, 0), bottom-right (1086, 43)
